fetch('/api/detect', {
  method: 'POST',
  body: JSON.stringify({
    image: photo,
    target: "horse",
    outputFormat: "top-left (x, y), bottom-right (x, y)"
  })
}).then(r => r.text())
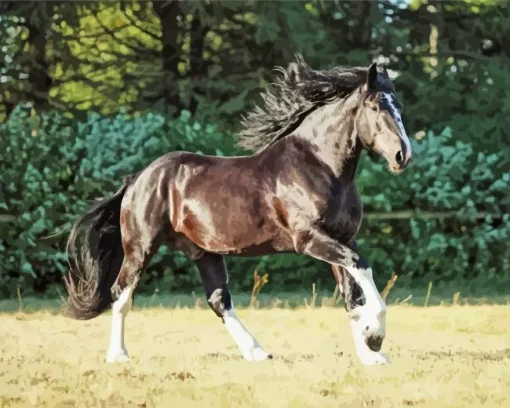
top-left (63, 55), bottom-right (412, 366)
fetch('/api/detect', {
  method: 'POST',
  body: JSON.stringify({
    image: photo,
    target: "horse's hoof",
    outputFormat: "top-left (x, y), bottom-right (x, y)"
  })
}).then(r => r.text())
top-left (106, 350), bottom-right (130, 363)
top-left (359, 352), bottom-right (389, 366)
top-left (243, 347), bottom-right (272, 361)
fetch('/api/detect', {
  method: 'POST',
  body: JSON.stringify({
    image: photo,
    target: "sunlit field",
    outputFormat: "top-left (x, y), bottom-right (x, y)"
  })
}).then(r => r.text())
top-left (1, 296), bottom-right (509, 408)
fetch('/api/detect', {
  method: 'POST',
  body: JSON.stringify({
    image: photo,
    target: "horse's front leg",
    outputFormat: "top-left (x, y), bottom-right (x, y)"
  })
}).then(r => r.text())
top-left (297, 230), bottom-right (388, 366)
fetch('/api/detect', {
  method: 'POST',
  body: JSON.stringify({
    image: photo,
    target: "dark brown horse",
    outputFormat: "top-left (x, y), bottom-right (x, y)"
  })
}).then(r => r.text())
top-left (64, 55), bottom-right (412, 366)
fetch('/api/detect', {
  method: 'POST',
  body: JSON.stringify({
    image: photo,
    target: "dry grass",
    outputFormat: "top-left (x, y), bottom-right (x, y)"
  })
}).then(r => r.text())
top-left (1, 304), bottom-right (510, 408)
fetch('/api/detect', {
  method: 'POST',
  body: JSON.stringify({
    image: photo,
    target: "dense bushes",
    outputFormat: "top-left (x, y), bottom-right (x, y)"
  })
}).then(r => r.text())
top-left (0, 106), bottom-right (237, 297)
top-left (356, 128), bottom-right (510, 290)
top-left (1, 106), bottom-right (509, 298)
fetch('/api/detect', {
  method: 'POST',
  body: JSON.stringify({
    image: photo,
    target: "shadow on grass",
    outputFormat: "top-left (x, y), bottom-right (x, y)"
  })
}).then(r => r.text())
top-left (1, 284), bottom-right (509, 315)
top-left (411, 348), bottom-right (510, 362)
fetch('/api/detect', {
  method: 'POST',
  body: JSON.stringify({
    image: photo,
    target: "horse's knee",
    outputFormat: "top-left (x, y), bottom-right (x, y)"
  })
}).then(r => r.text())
top-left (111, 277), bottom-right (126, 302)
top-left (110, 283), bottom-right (121, 301)
top-left (111, 269), bottom-right (140, 301)
top-left (207, 288), bottom-right (232, 318)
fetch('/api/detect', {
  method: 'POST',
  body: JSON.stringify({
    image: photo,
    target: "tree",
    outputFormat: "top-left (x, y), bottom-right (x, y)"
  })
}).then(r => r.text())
top-left (152, 0), bottom-right (183, 115)
top-left (0, 2), bottom-right (55, 117)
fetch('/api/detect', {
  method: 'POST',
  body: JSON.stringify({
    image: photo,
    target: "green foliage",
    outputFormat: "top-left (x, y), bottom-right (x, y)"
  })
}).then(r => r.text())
top-left (0, 106), bottom-right (238, 297)
top-left (356, 127), bottom-right (510, 290)
top-left (358, 127), bottom-right (510, 214)
top-left (1, 108), bottom-right (509, 297)
top-left (1, 105), bottom-right (79, 294)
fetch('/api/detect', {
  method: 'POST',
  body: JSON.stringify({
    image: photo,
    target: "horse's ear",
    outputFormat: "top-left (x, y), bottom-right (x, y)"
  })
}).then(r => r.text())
top-left (365, 62), bottom-right (378, 91)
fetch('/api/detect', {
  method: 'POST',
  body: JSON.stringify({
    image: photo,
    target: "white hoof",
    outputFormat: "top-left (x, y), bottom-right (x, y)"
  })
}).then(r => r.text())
top-left (106, 349), bottom-right (130, 363)
top-left (242, 347), bottom-right (273, 362)
top-left (358, 351), bottom-right (389, 366)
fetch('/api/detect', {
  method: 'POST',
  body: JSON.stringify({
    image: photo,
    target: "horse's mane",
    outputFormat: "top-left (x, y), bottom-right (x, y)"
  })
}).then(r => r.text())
top-left (237, 54), bottom-right (369, 151)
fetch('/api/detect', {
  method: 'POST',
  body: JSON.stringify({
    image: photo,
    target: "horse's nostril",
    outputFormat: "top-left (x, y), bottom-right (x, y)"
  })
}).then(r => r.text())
top-left (365, 325), bottom-right (370, 332)
top-left (395, 151), bottom-right (403, 164)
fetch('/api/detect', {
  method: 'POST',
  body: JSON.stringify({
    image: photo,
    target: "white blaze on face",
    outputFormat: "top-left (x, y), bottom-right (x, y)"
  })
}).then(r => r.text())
top-left (381, 92), bottom-right (412, 156)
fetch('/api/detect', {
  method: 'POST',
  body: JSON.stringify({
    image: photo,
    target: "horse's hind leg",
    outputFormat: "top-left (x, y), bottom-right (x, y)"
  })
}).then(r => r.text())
top-left (106, 211), bottom-right (163, 363)
top-left (105, 256), bottom-right (142, 363)
top-left (195, 253), bottom-right (272, 361)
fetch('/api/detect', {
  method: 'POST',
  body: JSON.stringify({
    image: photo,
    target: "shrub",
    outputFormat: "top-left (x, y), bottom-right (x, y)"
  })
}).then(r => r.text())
top-left (1, 107), bottom-right (509, 298)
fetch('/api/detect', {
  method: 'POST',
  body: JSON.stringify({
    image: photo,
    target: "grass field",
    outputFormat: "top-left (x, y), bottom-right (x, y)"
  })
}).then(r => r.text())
top-left (1, 297), bottom-right (510, 407)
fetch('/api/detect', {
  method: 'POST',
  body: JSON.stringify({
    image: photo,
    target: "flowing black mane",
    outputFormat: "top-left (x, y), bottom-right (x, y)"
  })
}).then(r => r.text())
top-left (237, 54), bottom-right (369, 151)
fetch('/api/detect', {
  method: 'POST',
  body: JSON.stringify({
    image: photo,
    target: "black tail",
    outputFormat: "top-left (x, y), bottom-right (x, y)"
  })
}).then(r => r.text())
top-left (63, 175), bottom-right (137, 320)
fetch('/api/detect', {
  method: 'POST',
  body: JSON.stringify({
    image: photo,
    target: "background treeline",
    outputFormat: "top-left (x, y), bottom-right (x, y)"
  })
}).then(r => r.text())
top-left (1, 0), bottom-right (509, 298)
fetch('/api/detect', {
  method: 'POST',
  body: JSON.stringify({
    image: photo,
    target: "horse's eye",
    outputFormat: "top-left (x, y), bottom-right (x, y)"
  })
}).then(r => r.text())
top-left (371, 105), bottom-right (378, 111)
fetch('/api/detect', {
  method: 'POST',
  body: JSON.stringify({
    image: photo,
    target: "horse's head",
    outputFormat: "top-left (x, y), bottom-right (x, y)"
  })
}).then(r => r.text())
top-left (356, 63), bottom-right (412, 174)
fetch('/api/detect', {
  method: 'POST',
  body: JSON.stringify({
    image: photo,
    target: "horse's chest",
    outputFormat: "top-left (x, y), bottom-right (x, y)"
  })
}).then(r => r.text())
top-left (322, 189), bottom-right (363, 243)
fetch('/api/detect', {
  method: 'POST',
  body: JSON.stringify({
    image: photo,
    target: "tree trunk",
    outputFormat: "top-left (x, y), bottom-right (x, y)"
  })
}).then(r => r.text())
top-left (188, 8), bottom-right (210, 115)
top-left (152, 0), bottom-right (183, 114)
top-left (320, 1), bottom-right (375, 54)
top-left (24, 18), bottom-right (52, 111)
top-left (349, 0), bottom-right (374, 49)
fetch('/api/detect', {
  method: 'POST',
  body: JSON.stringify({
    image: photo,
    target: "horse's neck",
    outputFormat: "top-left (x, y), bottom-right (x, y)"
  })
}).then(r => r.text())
top-left (296, 92), bottom-right (362, 181)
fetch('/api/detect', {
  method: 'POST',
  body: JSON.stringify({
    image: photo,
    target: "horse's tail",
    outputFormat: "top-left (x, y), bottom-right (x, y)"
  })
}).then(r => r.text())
top-left (63, 175), bottom-right (137, 320)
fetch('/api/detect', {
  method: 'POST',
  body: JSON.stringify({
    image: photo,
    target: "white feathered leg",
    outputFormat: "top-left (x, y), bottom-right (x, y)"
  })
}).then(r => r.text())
top-left (106, 285), bottom-right (134, 363)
